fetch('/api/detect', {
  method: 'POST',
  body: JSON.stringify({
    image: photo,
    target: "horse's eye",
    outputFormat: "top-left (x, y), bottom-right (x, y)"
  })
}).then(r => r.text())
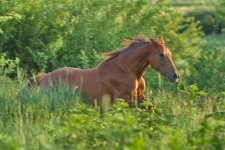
top-left (159, 53), bottom-right (164, 57)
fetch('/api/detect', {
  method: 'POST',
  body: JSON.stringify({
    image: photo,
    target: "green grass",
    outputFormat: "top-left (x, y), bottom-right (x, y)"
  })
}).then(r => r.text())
top-left (204, 33), bottom-right (225, 49)
top-left (172, 0), bottom-right (217, 6)
top-left (0, 76), bottom-right (224, 150)
top-left (172, 0), bottom-right (218, 11)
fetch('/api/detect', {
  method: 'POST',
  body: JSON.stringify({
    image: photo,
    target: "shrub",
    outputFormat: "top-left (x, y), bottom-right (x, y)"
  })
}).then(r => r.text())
top-left (0, 0), bottom-right (202, 76)
top-left (0, 134), bottom-right (18, 150)
top-left (216, 0), bottom-right (225, 32)
top-left (0, 54), bottom-right (19, 76)
top-left (0, 75), bottom-right (224, 149)
top-left (186, 47), bottom-right (225, 93)
top-left (185, 9), bottom-right (224, 34)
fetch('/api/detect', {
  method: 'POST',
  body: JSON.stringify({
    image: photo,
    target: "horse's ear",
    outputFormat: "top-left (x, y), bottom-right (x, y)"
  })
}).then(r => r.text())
top-left (149, 36), bottom-right (157, 44)
top-left (159, 35), bottom-right (164, 44)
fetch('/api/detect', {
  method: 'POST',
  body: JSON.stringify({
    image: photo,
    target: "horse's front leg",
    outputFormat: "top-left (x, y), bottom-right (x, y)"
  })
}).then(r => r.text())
top-left (137, 78), bottom-right (154, 110)
top-left (111, 78), bottom-right (145, 107)
top-left (137, 77), bottom-right (146, 103)
top-left (113, 90), bottom-right (142, 108)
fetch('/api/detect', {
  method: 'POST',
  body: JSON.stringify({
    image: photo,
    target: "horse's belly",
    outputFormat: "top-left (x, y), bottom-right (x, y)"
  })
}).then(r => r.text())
top-left (82, 78), bottom-right (101, 98)
top-left (69, 70), bottom-right (102, 100)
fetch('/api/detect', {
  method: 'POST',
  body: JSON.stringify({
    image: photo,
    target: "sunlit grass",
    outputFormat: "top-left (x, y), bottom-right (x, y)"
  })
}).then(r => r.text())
top-left (172, 0), bottom-right (218, 12)
top-left (204, 33), bottom-right (225, 49)
top-left (0, 75), bottom-right (224, 150)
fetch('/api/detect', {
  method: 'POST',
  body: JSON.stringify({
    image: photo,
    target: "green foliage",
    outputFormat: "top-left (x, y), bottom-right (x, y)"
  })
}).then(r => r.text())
top-left (0, 76), bottom-right (225, 149)
top-left (52, 102), bottom-right (154, 149)
top-left (0, 1), bottom-right (225, 149)
top-left (185, 9), bottom-right (224, 34)
top-left (0, 54), bottom-right (19, 76)
top-left (217, 0), bottom-right (225, 32)
top-left (172, 0), bottom-right (217, 7)
top-left (0, 134), bottom-right (18, 150)
top-left (0, 0), bottom-right (202, 75)
top-left (204, 33), bottom-right (225, 49)
top-left (189, 115), bottom-right (225, 150)
top-left (187, 47), bottom-right (225, 93)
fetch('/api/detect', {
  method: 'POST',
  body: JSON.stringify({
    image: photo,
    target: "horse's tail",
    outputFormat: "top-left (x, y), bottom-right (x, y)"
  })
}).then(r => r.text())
top-left (28, 73), bottom-right (48, 86)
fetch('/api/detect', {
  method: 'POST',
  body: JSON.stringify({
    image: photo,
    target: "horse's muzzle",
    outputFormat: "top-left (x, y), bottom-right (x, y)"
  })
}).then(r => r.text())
top-left (167, 72), bottom-right (179, 83)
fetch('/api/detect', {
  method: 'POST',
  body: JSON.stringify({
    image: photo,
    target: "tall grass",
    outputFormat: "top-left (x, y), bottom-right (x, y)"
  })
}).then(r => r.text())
top-left (0, 75), bottom-right (224, 150)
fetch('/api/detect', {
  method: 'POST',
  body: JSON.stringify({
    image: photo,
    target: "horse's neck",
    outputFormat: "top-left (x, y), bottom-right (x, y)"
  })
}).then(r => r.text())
top-left (136, 62), bottom-right (149, 78)
top-left (117, 44), bottom-right (150, 78)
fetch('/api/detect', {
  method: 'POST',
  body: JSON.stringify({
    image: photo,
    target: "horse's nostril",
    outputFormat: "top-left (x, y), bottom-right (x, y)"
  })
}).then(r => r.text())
top-left (173, 73), bottom-right (179, 79)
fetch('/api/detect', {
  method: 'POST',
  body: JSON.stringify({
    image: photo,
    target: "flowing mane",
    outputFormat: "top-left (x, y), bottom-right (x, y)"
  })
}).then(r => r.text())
top-left (104, 35), bottom-right (153, 61)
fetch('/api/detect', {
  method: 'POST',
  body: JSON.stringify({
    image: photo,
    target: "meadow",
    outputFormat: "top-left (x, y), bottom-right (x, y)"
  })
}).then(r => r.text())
top-left (0, 75), bottom-right (224, 150)
top-left (0, 0), bottom-right (225, 150)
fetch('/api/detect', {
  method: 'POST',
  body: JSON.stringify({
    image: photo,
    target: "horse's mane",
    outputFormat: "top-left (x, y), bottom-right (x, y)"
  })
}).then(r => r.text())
top-left (104, 35), bottom-right (154, 61)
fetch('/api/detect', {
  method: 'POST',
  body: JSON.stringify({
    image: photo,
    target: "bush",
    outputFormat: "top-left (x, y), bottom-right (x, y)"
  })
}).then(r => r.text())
top-left (0, 75), bottom-right (225, 149)
top-left (0, 54), bottom-right (19, 76)
top-left (186, 47), bottom-right (225, 93)
top-left (0, 134), bottom-right (18, 150)
top-left (185, 9), bottom-right (224, 34)
top-left (0, 0), bottom-right (202, 76)
top-left (216, 0), bottom-right (225, 32)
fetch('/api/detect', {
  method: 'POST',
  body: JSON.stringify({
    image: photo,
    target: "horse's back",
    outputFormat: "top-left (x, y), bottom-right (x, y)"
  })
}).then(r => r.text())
top-left (40, 67), bottom-right (77, 87)
top-left (40, 67), bottom-right (99, 88)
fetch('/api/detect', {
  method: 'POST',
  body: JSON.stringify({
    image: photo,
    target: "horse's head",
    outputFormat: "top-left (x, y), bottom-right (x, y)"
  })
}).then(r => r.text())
top-left (148, 36), bottom-right (179, 83)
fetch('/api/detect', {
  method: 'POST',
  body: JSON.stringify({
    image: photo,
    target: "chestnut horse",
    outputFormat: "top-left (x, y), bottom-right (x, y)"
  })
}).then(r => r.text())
top-left (36, 35), bottom-right (179, 107)
top-left (29, 73), bottom-right (48, 86)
